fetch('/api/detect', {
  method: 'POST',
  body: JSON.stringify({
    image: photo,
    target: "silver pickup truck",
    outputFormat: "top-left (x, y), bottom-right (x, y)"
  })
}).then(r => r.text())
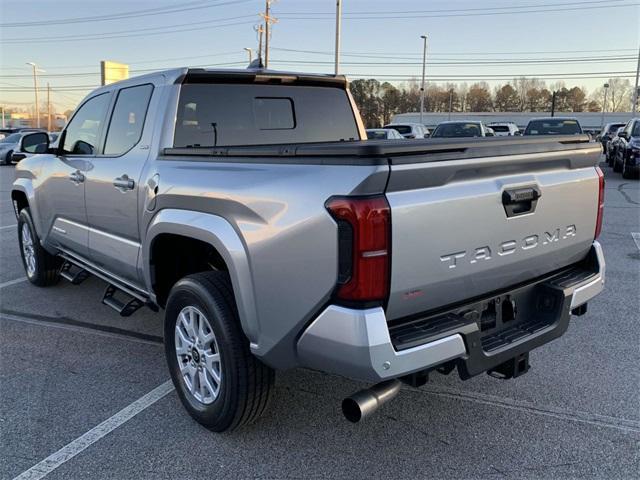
top-left (12, 68), bottom-right (605, 431)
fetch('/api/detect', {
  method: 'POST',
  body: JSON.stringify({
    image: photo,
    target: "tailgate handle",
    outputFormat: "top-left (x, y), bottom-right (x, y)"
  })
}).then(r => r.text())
top-left (502, 186), bottom-right (541, 217)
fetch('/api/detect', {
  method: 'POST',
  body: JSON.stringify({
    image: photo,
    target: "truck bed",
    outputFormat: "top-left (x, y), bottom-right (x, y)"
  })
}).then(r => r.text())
top-left (163, 135), bottom-right (601, 321)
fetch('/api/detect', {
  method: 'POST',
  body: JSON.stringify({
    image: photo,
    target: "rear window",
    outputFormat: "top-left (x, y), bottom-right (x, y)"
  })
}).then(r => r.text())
top-left (524, 119), bottom-right (581, 135)
top-left (606, 123), bottom-right (625, 133)
top-left (174, 84), bottom-right (359, 147)
top-left (367, 130), bottom-right (388, 140)
top-left (385, 125), bottom-right (411, 134)
top-left (489, 125), bottom-right (510, 132)
top-left (431, 123), bottom-right (482, 138)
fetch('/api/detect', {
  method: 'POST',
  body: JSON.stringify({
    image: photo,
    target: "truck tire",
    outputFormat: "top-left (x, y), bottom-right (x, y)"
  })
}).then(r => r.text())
top-left (2, 150), bottom-right (12, 166)
top-left (165, 271), bottom-right (274, 432)
top-left (622, 161), bottom-right (634, 179)
top-left (17, 208), bottom-right (61, 286)
top-left (613, 156), bottom-right (622, 172)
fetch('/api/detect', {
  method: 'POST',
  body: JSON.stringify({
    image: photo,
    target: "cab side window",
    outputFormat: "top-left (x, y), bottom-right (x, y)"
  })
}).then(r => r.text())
top-left (62, 93), bottom-right (110, 155)
top-left (103, 84), bottom-right (153, 156)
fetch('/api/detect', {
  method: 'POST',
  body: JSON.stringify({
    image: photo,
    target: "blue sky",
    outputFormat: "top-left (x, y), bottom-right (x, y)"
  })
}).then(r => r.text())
top-left (1, 0), bottom-right (638, 112)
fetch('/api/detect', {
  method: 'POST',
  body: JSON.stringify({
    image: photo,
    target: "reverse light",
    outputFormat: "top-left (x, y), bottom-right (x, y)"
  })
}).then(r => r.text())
top-left (326, 196), bottom-right (391, 303)
top-left (595, 166), bottom-right (605, 239)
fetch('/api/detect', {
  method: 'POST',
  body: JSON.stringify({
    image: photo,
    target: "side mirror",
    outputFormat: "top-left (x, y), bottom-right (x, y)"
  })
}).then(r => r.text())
top-left (618, 132), bottom-right (628, 140)
top-left (21, 132), bottom-right (49, 154)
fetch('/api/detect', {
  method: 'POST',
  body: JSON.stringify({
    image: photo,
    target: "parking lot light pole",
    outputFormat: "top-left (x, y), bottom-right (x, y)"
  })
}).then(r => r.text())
top-left (448, 88), bottom-right (454, 121)
top-left (334, 0), bottom-right (342, 75)
top-left (601, 82), bottom-right (609, 130)
top-left (420, 35), bottom-right (427, 126)
top-left (26, 62), bottom-right (40, 128)
top-left (244, 47), bottom-right (253, 64)
top-left (633, 44), bottom-right (640, 113)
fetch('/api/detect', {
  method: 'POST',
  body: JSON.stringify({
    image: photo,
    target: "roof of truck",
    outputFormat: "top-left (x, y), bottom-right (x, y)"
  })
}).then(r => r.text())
top-left (90, 67), bottom-right (348, 95)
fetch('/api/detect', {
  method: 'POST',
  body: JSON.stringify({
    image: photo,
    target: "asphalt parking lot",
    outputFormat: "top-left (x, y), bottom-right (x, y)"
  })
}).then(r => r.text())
top-left (0, 161), bottom-right (638, 479)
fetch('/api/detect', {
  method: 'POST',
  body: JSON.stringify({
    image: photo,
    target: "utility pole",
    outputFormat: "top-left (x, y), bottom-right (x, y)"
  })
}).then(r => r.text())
top-left (448, 89), bottom-right (454, 121)
top-left (419, 35), bottom-right (427, 126)
top-left (1, 106), bottom-right (5, 129)
top-left (26, 62), bottom-right (40, 128)
top-left (254, 24), bottom-right (264, 64)
top-left (633, 43), bottom-right (640, 113)
top-left (47, 83), bottom-right (51, 132)
top-left (261, 0), bottom-right (278, 69)
top-left (334, 0), bottom-right (342, 75)
top-left (550, 91), bottom-right (557, 117)
top-left (601, 82), bottom-right (609, 130)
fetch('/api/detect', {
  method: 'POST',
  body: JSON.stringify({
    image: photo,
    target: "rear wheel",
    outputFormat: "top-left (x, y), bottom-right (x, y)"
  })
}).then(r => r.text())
top-left (17, 208), bottom-right (61, 286)
top-left (165, 271), bottom-right (274, 432)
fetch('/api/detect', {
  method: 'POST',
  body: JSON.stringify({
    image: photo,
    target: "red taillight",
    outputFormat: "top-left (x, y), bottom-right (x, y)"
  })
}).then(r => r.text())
top-left (595, 166), bottom-right (605, 239)
top-left (326, 196), bottom-right (391, 303)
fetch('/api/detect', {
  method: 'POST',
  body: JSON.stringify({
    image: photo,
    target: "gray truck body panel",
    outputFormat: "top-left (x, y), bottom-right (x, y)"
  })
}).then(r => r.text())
top-left (12, 68), bottom-right (605, 377)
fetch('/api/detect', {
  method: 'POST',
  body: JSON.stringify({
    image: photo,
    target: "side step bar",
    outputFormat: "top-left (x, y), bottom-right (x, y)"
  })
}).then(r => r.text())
top-left (102, 284), bottom-right (146, 317)
top-left (58, 252), bottom-right (157, 317)
top-left (59, 261), bottom-right (90, 285)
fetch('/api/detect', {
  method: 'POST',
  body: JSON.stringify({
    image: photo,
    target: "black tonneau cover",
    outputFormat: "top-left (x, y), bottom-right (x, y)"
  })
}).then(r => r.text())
top-left (163, 135), bottom-right (598, 165)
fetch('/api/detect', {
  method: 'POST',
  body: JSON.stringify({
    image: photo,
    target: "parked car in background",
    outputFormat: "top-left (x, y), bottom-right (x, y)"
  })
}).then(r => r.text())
top-left (430, 121), bottom-right (493, 138)
top-left (613, 118), bottom-right (640, 178)
top-left (10, 132), bottom-right (60, 163)
top-left (597, 122), bottom-right (626, 153)
top-left (487, 122), bottom-right (520, 136)
top-left (524, 117), bottom-right (583, 136)
top-left (606, 127), bottom-right (625, 166)
top-left (382, 122), bottom-right (429, 139)
top-left (366, 128), bottom-right (405, 140)
top-left (0, 130), bottom-right (48, 165)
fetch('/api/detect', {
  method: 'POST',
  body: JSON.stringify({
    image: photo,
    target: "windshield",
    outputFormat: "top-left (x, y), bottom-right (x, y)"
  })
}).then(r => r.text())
top-left (431, 122), bottom-right (482, 138)
top-left (489, 125), bottom-right (510, 132)
top-left (606, 123), bottom-right (625, 133)
top-left (0, 133), bottom-right (21, 143)
top-left (524, 119), bottom-right (581, 135)
top-left (385, 125), bottom-right (411, 134)
top-left (633, 122), bottom-right (640, 137)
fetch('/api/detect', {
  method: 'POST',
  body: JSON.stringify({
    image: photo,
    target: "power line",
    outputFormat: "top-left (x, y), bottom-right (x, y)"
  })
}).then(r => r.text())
top-left (272, 47), bottom-right (639, 58)
top-left (0, 0), bottom-right (250, 28)
top-left (279, 2), bottom-right (639, 20)
top-left (1, 56), bottom-right (635, 79)
top-left (2, 19), bottom-right (258, 44)
top-left (277, 0), bottom-right (630, 16)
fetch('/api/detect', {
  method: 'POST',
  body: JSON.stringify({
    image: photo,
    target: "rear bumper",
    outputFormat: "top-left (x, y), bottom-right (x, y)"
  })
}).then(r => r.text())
top-left (297, 241), bottom-right (605, 383)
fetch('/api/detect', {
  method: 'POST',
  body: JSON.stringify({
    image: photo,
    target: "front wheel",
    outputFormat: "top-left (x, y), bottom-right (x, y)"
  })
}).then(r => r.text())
top-left (17, 208), bottom-right (61, 286)
top-left (165, 271), bottom-right (274, 432)
top-left (1, 150), bottom-right (12, 166)
top-left (613, 156), bottom-right (623, 172)
top-left (622, 160), bottom-right (635, 179)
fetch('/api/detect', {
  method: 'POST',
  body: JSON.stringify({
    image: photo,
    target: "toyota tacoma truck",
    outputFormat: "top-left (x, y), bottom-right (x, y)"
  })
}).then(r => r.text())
top-left (12, 68), bottom-right (605, 431)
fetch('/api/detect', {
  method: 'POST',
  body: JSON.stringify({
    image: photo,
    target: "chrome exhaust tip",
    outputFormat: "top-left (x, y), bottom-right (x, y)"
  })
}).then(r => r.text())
top-left (342, 379), bottom-right (402, 423)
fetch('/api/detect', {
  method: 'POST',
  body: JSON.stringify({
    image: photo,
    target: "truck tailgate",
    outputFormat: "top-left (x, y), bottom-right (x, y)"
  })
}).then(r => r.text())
top-left (385, 144), bottom-right (601, 320)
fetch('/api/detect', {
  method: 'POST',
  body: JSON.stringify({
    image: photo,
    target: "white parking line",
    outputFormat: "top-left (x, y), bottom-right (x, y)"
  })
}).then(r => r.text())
top-left (13, 380), bottom-right (175, 480)
top-left (632, 232), bottom-right (640, 251)
top-left (0, 224), bottom-right (17, 230)
top-left (0, 277), bottom-right (27, 289)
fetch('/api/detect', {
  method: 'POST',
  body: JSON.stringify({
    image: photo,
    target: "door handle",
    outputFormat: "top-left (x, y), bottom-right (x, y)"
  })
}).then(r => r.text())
top-left (69, 170), bottom-right (85, 184)
top-left (113, 175), bottom-right (135, 190)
